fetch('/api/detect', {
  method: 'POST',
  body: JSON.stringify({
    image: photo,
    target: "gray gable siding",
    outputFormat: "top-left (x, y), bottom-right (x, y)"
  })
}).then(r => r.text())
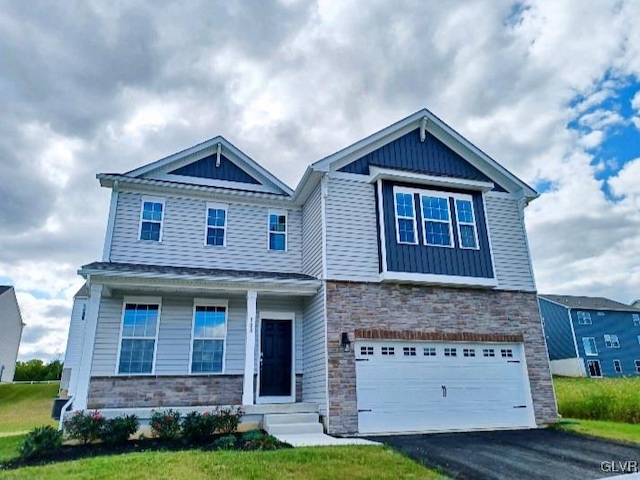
top-left (538, 298), bottom-right (576, 360)
top-left (168, 154), bottom-right (261, 184)
top-left (338, 129), bottom-right (507, 192)
top-left (381, 181), bottom-right (494, 278)
top-left (301, 182), bottom-right (323, 278)
top-left (572, 309), bottom-right (640, 377)
top-left (109, 191), bottom-right (302, 273)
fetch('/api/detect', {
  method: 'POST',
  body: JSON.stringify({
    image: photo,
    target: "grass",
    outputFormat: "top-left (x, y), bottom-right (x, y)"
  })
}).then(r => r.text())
top-left (554, 376), bottom-right (640, 423)
top-left (0, 383), bottom-right (59, 434)
top-left (557, 418), bottom-right (640, 445)
top-left (0, 446), bottom-right (441, 479)
top-left (0, 435), bottom-right (24, 464)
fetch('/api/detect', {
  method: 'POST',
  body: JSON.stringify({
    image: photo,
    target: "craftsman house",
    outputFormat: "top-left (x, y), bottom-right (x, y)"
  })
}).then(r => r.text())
top-left (62, 109), bottom-right (557, 435)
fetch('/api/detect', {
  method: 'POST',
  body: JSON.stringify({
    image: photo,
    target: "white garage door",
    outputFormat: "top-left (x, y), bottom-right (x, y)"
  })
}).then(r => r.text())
top-left (355, 340), bottom-right (535, 434)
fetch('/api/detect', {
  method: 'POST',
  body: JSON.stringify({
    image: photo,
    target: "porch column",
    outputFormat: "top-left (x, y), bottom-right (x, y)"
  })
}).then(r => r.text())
top-left (242, 290), bottom-right (258, 405)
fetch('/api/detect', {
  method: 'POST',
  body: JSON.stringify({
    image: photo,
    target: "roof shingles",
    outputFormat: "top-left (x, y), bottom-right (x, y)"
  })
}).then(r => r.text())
top-left (539, 294), bottom-right (640, 312)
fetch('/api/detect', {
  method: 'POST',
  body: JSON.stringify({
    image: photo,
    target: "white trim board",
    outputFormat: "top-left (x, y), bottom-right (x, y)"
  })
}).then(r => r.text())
top-left (380, 271), bottom-right (497, 288)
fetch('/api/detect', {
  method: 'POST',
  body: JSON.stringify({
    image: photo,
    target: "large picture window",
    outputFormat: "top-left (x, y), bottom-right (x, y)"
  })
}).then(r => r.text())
top-left (118, 302), bottom-right (160, 374)
top-left (191, 302), bottom-right (227, 373)
top-left (139, 196), bottom-right (165, 241)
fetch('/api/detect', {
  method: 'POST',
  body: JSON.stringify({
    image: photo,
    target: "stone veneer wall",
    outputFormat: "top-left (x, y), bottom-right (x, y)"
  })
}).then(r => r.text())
top-left (88, 374), bottom-right (305, 409)
top-left (325, 281), bottom-right (558, 435)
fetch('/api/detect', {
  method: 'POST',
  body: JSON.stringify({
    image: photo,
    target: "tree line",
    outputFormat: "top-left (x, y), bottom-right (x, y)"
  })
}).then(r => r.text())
top-left (14, 359), bottom-right (63, 381)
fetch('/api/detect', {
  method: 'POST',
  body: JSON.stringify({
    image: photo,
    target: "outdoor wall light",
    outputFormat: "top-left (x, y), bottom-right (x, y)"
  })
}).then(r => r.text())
top-left (341, 332), bottom-right (351, 352)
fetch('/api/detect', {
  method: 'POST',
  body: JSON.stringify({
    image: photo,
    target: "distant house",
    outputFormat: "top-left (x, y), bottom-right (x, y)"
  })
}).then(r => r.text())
top-left (0, 286), bottom-right (24, 382)
top-left (539, 294), bottom-right (640, 378)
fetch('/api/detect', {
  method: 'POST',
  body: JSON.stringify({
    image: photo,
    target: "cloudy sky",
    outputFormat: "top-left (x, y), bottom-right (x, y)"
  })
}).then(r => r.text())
top-left (1, 0), bottom-right (639, 360)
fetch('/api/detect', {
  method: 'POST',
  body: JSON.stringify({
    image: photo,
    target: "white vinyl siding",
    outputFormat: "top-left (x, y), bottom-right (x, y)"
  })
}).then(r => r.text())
top-left (110, 192), bottom-right (302, 273)
top-left (302, 285), bottom-right (327, 416)
top-left (301, 182), bottom-right (323, 278)
top-left (325, 176), bottom-right (380, 281)
top-left (62, 294), bottom-right (88, 393)
top-left (484, 193), bottom-right (536, 292)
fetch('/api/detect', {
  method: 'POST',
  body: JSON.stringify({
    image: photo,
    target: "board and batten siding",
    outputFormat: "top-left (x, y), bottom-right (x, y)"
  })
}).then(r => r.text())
top-left (302, 285), bottom-right (327, 415)
top-left (325, 176), bottom-right (380, 281)
top-left (91, 294), bottom-right (304, 378)
top-left (484, 193), bottom-right (536, 292)
top-left (109, 191), bottom-right (302, 273)
top-left (301, 182), bottom-right (323, 278)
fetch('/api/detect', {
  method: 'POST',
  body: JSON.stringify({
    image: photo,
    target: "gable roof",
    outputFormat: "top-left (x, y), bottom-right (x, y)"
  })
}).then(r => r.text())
top-left (0, 286), bottom-right (12, 296)
top-left (309, 108), bottom-right (538, 200)
top-left (101, 136), bottom-right (293, 196)
top-left (539, 294), bottom-right (640, 312)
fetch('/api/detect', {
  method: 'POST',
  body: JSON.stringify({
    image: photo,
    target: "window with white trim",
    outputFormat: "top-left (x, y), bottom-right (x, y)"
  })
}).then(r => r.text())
top-left (501, 348), bottom-right (514, 358)
top-left (394, 192), bottom-right (417, 244)
top-left (360, 346), bottom-right (374, 356)
top-left (424, 347), bottom-right (436, 356)
top-left (582, 337), bottom-right (597, 356)
top-left (604, 334), bottom-right (620, 348)
top-left (633, 314), bottom-right (640, 326)
top-left (577, 311), bottom-right (592, 324)
top-left (268, 211), bottom-right (287, 251)
top-left (403, 347), bottom-right (417, 356)
top-left (205, 203), bottom-right (227, 247)
top-left (444, 347), bottom-right (457, 357)
top-left (118, 302), bottom-right (159, 374)
top-left (613, 359), bottom-right (622, 373)
top-left (483, 348), bottom-right (495, 357)
top-left (421, 195), bottom-right (453, 247)
top-left (191, 302), bottom-right (227, 373)
top-left (455, 199), bottom-right (479, 249)
top-left (635, 360), bottom-right (640, 373)
top-left (139, 197), bottom-right (165, 241)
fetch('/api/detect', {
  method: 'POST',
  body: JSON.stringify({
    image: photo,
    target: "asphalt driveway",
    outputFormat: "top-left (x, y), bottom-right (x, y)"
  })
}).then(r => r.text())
top-left (370, 429), bottom-right (640, 480)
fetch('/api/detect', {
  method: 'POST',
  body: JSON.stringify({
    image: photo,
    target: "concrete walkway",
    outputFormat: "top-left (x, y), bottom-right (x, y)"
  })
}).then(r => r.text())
top-left (274, 433), bottom-right (379, 447)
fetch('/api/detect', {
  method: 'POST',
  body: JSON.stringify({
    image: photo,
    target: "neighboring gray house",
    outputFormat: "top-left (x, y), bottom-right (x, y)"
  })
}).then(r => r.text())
top-left (63, 109), bottom-right (557, 435)
top-left (0, 286), bottom-right (24, 383)
top-left (539, 294), bottom-right (640, 378)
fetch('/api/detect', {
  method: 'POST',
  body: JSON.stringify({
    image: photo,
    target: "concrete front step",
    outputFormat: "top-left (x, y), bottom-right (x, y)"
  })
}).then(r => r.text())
top-left (266, 422), bottom-right (324, 435)
top-left (263, 413), bottom-right (319, 427)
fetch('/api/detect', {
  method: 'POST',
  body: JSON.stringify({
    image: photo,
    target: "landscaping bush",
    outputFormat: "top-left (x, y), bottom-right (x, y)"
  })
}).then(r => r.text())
top-left (64, 410), bottom-right (105, 444)
top-left (241, 431), bottom-right (290, 451)
top-left (100, 414), bottom-right (139, 445)
top-left (180, 411), bottom-right (215, 443)
top-left (213, 434), bottom-right (237, 450)
top-left (150, 409), bottom-right (181, 440)
top-left (19, 426), bottom-right (62, 459)
top-left (212, 406), bottom-right (244, 435)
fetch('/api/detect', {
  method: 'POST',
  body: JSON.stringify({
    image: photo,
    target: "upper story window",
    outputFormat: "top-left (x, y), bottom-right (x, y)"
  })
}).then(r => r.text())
top-left (455, 199), bottom-right (479, 249)
top-left (582, 337), bottom-right (597, 356)
top-left (118, 301), bottom-right (160, 374)
top-left (191, 301), bottom-right (227, 373)
top-left (205, 203), bottom-right (227, 247)
top-left (421, 195), bottom-right (453, 247)
top-left (268, 211), bottom-right (287, 251)
top-left (394, 192), bottom-right (417, 244)
top-left (604, 334), bottom-right (620, 348)
top-left (577, 311), bottom-right (592, 324)
top-left (633, 314), bottom-right (640, 326)
top-left (139, 196), bottom-right (165, 242)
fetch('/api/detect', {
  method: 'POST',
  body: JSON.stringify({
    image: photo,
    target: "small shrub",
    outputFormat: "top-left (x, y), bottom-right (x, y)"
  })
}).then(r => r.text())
top-left (213, 434), bottom-right (237, 450)
top-left (100, 414), bottom-right (139, 445)
top-left (241, 431), bottom-right (289, 451)
top-left (212, 406), bottom-right (244, 435)
top-left (150, 409), bottom-right (181, 440)
top-left (181, 411), bottom-right (215, 444)
top-left (64, 410), bottom-right (106, 444)
top-left (19, 426), bottom-right (62, 459)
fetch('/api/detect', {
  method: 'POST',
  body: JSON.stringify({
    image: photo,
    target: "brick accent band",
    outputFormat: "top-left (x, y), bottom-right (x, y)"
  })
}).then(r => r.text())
top-left (354, 329), bottom-right (524, 343)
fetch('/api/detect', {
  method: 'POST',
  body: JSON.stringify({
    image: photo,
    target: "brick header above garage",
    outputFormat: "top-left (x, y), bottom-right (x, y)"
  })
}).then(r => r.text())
top-left (354, 329), bottom-right (524, 343)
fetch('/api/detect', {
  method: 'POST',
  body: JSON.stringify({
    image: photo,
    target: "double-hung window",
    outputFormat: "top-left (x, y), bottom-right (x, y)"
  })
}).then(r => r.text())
top-left (118, 301), bottom-right (160, 374)
top-left (394, 191), bottom-right (417, 244)
top-left (633, 314), bottom-right (640, 326)
top-left (205, 203), bottom-right (227, 247)
top-left (191, 301), bottom-right (227, 373)
top-left (139, 196), bottom-right (165, 241)
top-left (455, 198), bottom-right (479, 249)
top-left (268, 211), bottom-right (287, 251)
top-left (604, 334), bottom-right (620, 348)
top-left (582, 337), bottom-right (597, 356)
top-left (577, 311), bottom-right (592, 324)
top-left (421, 195), bottom-right (453, 247)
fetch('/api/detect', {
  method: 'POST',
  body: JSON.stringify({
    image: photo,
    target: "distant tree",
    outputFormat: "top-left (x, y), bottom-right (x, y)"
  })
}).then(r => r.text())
top-left (14, 359), bottom-right (63, 381)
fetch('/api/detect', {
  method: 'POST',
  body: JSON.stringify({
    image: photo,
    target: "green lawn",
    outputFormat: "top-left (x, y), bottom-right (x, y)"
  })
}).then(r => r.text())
top-left (0, 446), bottom-right (441, 479)
top-left (0, 435), bottom-right (24, 463)
top-left (0, 383), bottom-right (59, 434)
top-left (557, 418), bottom-right (640, 445)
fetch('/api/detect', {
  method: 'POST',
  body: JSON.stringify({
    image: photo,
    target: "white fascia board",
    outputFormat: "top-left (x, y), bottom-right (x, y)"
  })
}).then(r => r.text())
top-left (368, 166), bottom-right (495, 191)
top-left (150, 173), bottom-right (281, 194)
top-left (380, 271), bottom-right (498, 288)
top-left (291, 168), bottom-right (324, 206)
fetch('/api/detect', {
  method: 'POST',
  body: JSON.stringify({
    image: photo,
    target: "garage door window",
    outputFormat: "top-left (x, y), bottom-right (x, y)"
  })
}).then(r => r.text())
top-left (381, 346), bottom-right (395, 356)
top-left (501, 349), bottom-right (514, 358)
top-left (360, 346), bottom-right (374, 356)
top-left (403, 347), bottom-right (417, 356)
top-left (444, 348), bottom-right (457, 357)
top-left (483, 348), bottom-right (495, 357)
top-left (424, 347), bottom-right (436, 356)
top-left (463, 348), bottom-right (476, 357)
